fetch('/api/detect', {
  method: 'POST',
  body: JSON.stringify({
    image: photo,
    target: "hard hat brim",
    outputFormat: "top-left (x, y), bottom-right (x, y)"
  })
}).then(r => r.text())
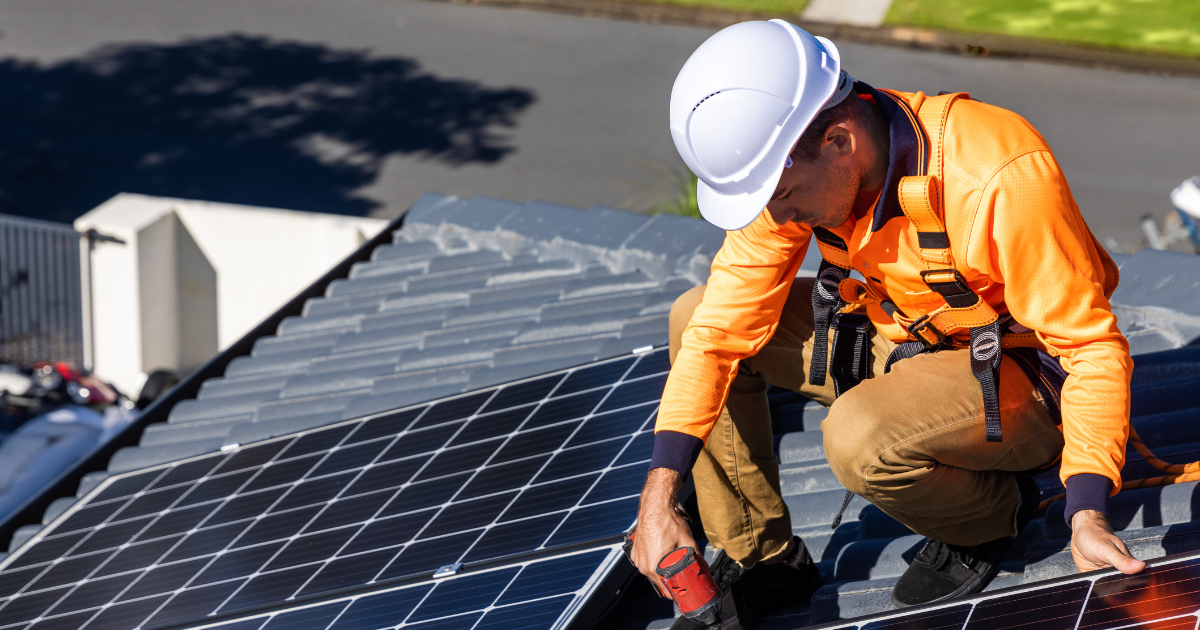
top-left (696, 157), bottom-right (786, 231)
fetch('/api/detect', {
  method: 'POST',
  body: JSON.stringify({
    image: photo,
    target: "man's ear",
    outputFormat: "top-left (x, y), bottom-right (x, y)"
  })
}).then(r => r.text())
top-left (824, 123), bottom-right (855, 158)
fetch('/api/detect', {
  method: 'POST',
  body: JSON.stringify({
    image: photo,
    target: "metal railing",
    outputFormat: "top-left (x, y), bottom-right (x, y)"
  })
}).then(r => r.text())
top-left (0, 214), bottom-right (84, 367)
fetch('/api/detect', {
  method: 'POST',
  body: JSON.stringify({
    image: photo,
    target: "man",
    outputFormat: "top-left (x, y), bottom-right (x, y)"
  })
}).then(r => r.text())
top-left (630, 20), bottom-right (1145, 630)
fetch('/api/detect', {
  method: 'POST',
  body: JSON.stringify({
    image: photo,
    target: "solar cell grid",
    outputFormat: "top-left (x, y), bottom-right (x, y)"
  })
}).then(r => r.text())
top-left (185, 547), bottom-right (621, 630)
top-left (806, 554), bottom-right (1200, 630)
top-left (0, 350), bottom-right (666, 630)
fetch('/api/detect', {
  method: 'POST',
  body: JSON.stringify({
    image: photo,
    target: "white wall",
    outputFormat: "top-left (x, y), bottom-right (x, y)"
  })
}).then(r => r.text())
top-left (75, 194), bottom-right (386, 397)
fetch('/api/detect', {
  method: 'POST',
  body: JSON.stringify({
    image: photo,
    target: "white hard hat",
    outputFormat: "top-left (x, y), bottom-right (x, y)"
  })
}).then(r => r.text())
top-left (670, 20), bottom-right (851, 231)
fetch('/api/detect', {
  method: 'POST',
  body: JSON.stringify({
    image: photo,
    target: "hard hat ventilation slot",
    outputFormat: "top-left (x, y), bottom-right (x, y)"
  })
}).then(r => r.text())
top-left (692, 91), bottom-right (722, 113)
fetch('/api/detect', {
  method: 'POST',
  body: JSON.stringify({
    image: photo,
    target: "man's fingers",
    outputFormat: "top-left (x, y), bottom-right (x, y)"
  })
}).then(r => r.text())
top-left (1102, 538), bottom-right (1145, 574)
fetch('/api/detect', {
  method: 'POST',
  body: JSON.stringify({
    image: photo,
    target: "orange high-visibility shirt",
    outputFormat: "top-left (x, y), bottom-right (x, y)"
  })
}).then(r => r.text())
top-left (652, 86), bottom-right (1132, 512)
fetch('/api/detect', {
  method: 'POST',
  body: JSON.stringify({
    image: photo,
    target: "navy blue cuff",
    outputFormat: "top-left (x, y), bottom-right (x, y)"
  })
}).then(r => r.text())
top-left (648, 430), bottom-right (705, 477)
top-left (1064, 473), bottom-right (1113, 526)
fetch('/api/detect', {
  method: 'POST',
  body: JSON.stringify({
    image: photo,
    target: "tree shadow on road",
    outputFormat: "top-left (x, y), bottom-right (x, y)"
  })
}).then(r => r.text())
top-left (0, 35), bottom-right (536, 222)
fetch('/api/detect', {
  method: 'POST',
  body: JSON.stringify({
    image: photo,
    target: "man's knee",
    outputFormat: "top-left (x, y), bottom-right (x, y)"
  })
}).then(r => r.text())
top-left (821, 394), bottom-right (891, 495)
top-left (669, 285), bottom-right (707, 364)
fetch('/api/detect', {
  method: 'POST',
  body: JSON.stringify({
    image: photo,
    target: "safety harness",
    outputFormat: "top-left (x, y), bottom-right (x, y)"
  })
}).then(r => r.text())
top-left (810, 92), bottom-right (1013, 442)
top-left (811, 90), bottom-right (1120, 529)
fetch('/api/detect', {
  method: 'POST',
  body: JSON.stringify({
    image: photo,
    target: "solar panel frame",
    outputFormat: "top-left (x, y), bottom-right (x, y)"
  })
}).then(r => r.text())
top-left (803, 551), bottom-right (1200, 630)
top-left (0, 350), bottom-right (667, 630)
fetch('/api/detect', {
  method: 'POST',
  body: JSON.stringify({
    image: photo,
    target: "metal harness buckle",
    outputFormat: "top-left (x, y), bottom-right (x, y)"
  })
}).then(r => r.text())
top-left (906, 314), bottom-right (946, 349)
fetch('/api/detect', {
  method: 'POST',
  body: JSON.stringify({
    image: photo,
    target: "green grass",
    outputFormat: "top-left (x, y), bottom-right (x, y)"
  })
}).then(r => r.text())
top-left (634, 0), bottom-right (807, 16)
top-left (886, 0), bottom-right (1200, 58)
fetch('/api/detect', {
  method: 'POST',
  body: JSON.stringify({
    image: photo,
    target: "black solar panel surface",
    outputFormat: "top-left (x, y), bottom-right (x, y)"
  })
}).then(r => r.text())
top-left (188, 547), bottom-right (621, 630)
top-left (810, 554), bottom-right (1200, 630)
top-left (0, 349), bottom-right (670, 630)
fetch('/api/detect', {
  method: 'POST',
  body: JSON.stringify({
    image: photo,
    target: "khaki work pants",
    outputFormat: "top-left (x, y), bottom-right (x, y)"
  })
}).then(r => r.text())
top-left (669, 280), bottom-right (1063, 568)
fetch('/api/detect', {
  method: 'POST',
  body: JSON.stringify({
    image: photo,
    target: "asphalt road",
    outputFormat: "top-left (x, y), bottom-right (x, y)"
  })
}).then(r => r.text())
top-left (0, 0), bottom-right (1197, 247)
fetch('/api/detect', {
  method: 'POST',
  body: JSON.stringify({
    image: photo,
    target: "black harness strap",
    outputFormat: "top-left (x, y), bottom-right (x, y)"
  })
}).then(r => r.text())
top-left (885, 341), bottom-right (930, 373)
top-left (970, 321), bottom-right (1004, 442)
top-left (809, 259), bottom-right (848, 387)
top-left (830, 312), bottom-right (872, 396)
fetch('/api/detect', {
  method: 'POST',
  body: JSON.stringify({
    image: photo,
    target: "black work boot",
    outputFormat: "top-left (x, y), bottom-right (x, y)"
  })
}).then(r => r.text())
top-left (670, 536), bottom-right (822, 630)
top-left (891, 475), bottom-right (1041, 608)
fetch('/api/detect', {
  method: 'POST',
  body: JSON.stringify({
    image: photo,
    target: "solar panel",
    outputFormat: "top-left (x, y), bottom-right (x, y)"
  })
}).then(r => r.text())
top-left (0, 349), bottom-right (670, 630)
top-left (185, 546), bottom-right (622, 630)
top-left (806, 553), bottom-right (1200, 630)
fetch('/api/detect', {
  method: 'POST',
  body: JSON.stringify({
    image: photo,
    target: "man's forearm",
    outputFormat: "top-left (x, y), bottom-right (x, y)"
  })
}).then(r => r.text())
top-left (640, 467), bottom-right (684, 515)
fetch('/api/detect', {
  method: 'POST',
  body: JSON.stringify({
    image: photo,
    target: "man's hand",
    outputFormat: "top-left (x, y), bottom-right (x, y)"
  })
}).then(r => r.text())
top-left (1070, 510), bottom-right (1145, 574)
top-left (632, 468), bottom-right (696, 593)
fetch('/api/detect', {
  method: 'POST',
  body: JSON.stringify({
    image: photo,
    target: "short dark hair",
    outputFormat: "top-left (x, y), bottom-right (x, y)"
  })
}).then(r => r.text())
top-left (790, 91), bottom-right (874, 162)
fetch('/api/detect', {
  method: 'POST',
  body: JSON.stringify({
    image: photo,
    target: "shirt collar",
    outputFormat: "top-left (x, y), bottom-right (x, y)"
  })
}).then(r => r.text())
top-left (854, 81), bottom-right (927, 232)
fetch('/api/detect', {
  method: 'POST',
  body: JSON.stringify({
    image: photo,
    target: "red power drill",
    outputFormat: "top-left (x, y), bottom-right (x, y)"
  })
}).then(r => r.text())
top-left (623, 517), bottom-right (722, 627)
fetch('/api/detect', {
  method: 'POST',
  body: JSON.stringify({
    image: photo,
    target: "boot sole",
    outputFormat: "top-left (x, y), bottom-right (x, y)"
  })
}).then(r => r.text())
top-left (890, 535), bottom-right (1013, 609)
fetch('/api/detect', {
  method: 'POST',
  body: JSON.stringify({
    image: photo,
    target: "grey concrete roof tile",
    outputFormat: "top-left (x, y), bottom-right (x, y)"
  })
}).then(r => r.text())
top-left (357, 306), bottom-right (455, 333)
top-left (378, 290), bottom-right (470, 312)
top-left (785, 490), bottom-right (871, 530)
top-left (168, 391), bottom-right (279, 424)
top-left (279, 364), bottom-right (395, 399)
top-left (556, 206), bottom-right (653, 250)
top-left (253, 392), bottom-right (360, 423)
top-left (397, 339), bottom-right (511, 372)
top-left (223, 412), bottom-right (350, 446)
top-left (198, 374), bottom-right (294, 400)
top-left (426, 249), bottom-right (508, 274)
top-left (42, 498), bottom-right (78, 526)
top-left (483, 259), bottom-right (580, 286)
top-left (491, 336), bottom-right (610, 367)
top-left (780, 464), bottom-right (843, 496)
top-left (301, 293), bottom-right (391, 318)
top-left (833, 534), bottom-right (922, 582)
top-left (495, 200), bottom-right (589, 242)
top-left (305, 347), bottom-right (406, 374)
top-left (139, 415), bottom-right (245, 446)
top-left (324, 273), bottom-right (411, 299)
top-left (251, 331), bottom-right (343, 357)
top-left (561, 272), bottom-right (660, 300)
top-left (276, 311), bottom-right (363, 336)
top-left (777, 431), bottom-right (826, 465)
top-left (621, 212), bottom-right (726, 261)
top-left (413, 196), bottom-right (521, 232)
top-left (465, 278), bottom-right (575, 308)
top-left (400, 192), bottom-right (460, 226)
top-left (329, 328), bottom-right (423, 355)
top-left (404, 271), bottom-right (492, 294)
top-left (617, 314), bottom-right (669, 340)
top-left (442, 299), bottom-right (546, 328)
top-left (809, 578), bottom-right (906, 624)
top-left (347, 257), bottom-right (428, 281)
top-left (512, 313), bottom-right (633, 345)
top-left (368, 364), bottom-right (478, 396)
top-left (108, 438), bottom-right (227, 473)
top-left (76, 472), bottom-right (109, 498)
top-left (224, 349), bottom-right (322, 377)
top-left (9, 525), bottom-right (43, 553)
top-left (369, 239), bottom-right (442, 263)
top-left (422, 320), bottom-right (529, 350)
top-left (538, 294), bottom-right (650, 322)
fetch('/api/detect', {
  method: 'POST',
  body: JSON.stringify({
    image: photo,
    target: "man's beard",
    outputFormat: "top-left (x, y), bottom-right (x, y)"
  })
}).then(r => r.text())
top-left (812, 160), bottom-right (862, 229)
